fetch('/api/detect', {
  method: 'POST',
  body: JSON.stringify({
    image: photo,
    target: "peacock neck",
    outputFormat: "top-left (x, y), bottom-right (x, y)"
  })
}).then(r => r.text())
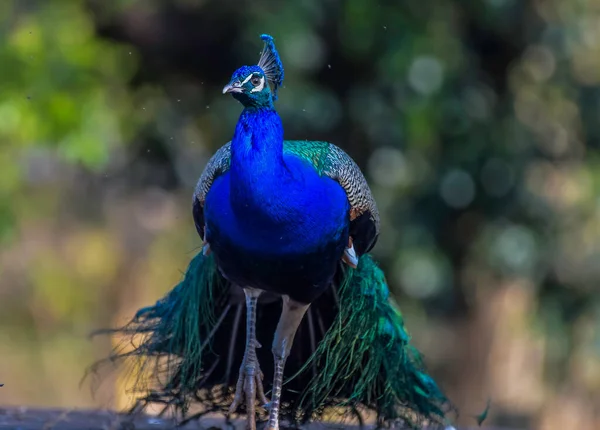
top-left (230, 106), bottom-right (284, 167)
top-left (229, 106), bottom-right (287, 214)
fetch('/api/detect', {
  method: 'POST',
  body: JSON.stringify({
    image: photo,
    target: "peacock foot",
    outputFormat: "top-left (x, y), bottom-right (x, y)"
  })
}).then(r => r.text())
top-left (228, 346), bottom-right (269, 430)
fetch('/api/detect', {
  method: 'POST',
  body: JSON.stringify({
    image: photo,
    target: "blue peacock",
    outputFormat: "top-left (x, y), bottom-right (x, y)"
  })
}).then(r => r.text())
top-left (95, 34), bottom-right (452, 430)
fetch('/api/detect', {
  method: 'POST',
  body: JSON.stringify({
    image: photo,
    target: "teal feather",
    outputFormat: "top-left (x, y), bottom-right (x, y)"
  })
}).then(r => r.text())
top-left (91, 252), bottom-right (452, 427)
top-left (292, 255), bottom-right (450, 428)
top-left (89, 252), bottom-right (230, 414)
top-left (472, 397), bottom-right (492, 426)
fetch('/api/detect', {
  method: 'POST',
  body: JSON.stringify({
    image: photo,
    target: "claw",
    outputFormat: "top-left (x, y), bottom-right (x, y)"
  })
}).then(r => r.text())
top-left (228, 359), bottom-right (269, 430)
top-left (256, 369), bottom-right (269, 406)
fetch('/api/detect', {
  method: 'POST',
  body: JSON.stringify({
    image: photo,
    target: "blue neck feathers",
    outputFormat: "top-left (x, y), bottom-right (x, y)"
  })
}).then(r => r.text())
top-left (229, 107), bottom-right (286, 215)
top-left (231, 107), bottom-right (283, 167)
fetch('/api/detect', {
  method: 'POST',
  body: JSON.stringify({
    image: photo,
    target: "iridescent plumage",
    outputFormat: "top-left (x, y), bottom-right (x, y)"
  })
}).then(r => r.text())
top-left (194, 140), bottom-right (380, 257)
top-left (93, 34), bottom-right (452, 430)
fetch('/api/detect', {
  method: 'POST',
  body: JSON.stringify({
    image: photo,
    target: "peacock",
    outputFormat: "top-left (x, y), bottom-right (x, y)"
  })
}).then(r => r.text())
top-left (94, 34), bottom-right (452, 430)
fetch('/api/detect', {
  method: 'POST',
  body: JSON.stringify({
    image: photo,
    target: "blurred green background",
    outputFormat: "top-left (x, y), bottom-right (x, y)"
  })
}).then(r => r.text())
top-left (0, 0), bottom-right (599, 429)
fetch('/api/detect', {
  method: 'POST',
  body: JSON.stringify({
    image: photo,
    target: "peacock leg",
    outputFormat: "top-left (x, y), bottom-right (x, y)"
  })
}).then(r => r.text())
top-left (228, 287), bottom-right (269, 430)
top-left (266, 295), bottom-right (310, 430)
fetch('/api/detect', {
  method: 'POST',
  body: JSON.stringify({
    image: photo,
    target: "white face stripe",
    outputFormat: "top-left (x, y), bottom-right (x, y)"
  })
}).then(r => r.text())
top-left (250, 76), bottom-right (265, 93)
top-left (241, 74), bottom-right (254, 85)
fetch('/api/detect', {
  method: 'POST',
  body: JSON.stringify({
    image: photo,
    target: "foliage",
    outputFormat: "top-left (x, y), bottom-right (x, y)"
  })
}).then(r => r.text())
top-left (0, 0), bottom-right (599, 428)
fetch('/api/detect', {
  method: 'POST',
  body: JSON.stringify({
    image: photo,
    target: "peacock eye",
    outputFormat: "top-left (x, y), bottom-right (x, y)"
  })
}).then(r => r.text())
top-left (251, 76), bottom-right (262, 86)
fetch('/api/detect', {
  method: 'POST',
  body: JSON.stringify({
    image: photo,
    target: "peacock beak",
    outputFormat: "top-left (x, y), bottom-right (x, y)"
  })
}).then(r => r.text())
top-left (223, 81), bottom-right (243, 94)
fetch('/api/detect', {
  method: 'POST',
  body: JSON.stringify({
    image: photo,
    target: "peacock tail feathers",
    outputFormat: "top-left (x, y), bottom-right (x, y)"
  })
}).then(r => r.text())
top-left (291, 254), bottom-right (451, 428)
top-left (89, 252), bottom-right (231, 415)
top-left (92, 252), bottom-right (452, 427)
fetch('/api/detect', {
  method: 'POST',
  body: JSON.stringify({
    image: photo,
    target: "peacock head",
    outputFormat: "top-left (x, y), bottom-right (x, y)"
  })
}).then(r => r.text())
top-left (222, 34), bottom-right (284, 109)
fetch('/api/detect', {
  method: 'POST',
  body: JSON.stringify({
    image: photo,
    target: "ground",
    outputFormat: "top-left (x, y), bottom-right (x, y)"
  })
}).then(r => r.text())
top-left (0, 407), bottom-right (516, 430)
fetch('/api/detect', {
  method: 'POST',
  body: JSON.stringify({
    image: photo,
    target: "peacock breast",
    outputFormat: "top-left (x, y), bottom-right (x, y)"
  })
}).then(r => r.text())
top-left (203, 160), bottom-right (350, 299)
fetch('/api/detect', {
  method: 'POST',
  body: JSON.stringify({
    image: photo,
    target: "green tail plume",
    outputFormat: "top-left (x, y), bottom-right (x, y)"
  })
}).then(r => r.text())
top-left (292, 255), bottom-right (451, 428)
top-left (90, 251), bottom-right (230, 414)
top-left (92, 252), bottom-right (451, 427)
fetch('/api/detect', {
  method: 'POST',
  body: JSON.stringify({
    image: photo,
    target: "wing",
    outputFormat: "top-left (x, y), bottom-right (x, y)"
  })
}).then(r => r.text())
top-left (283, 140), bottom-right (380, 255)
top-left (192, 140), bottom-right (380, 255)
top-left (192, 142), bottom-right (232, 239)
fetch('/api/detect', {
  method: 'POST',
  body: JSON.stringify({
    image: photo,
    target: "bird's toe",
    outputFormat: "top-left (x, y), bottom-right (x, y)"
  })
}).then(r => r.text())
top-left (228, 359), bottom-right (268, 429)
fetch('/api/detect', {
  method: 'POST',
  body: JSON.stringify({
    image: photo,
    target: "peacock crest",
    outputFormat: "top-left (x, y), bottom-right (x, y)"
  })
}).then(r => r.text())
top-left (257, 34), bottom-right (284, 100)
